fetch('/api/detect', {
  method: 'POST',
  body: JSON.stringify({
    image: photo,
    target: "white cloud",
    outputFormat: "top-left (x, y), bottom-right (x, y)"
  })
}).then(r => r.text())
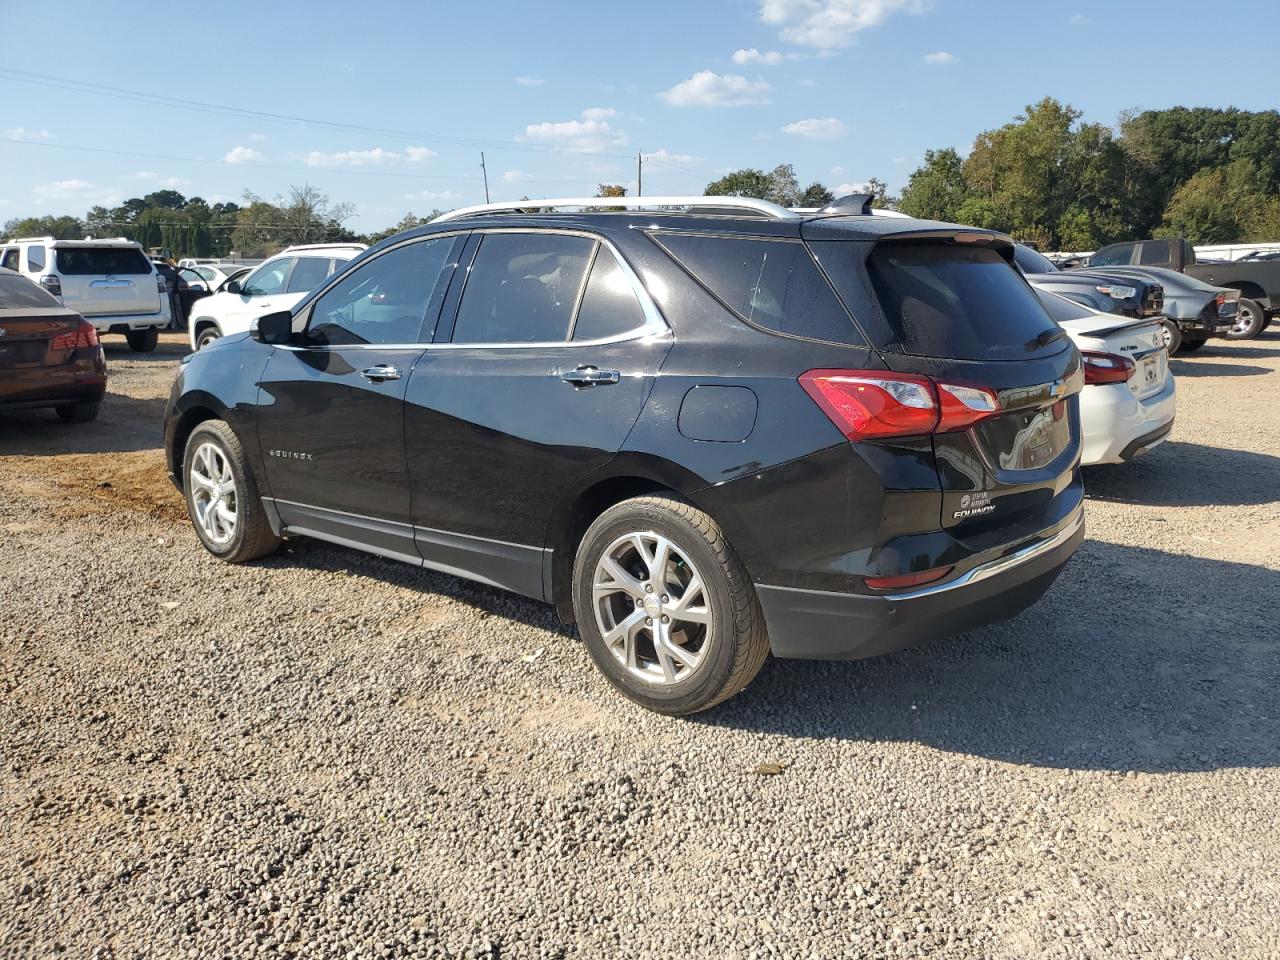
top-left (4, 127), bottom-right (54, 141)
top-left (158, 177), bottom-right (191, 189)
top-left (1069, 12), bottom-right (1088, 23)
top-left (831, 165), bottom-right (846, 176)
top-left (248, 132), bottom-right (269, 141)
top-left (405, 146), bottom-right (437, 162)
top-left (33, 179), bottom-right (120, 207)
top-left (403, 189), bottom-right (462, 203)
top-left (732, 48), bottom-right (787, 65)
top-left (798, 78), bottom-right (818, 87)
top-left (781, 117), bottom-right (847, 139)
top-left (132, 170), bottom-right (158, 180)
top-left (502, 169), bottom-right (534, 183)
top-left (224, 145), bottom-right (263, 164)
top-left (833, 181), bottom-right (873, 195)
top-left (642, 147), bottom-right (702, 166)
top-left (519, 108), bottom-right (628, 153)
top-left (305, 147), bottom-right (403, 167)
top-left (922, 50), bottom-right (957, 64)
top-left (659, 71), bottom-right (772, 107)
top-left (759, 0), bottom-right (930, 49)
top-left (514, 75), bottom-right (545, 86)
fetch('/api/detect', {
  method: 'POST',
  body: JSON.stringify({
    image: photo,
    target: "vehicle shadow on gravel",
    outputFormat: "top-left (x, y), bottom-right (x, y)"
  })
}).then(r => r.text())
top-left (100, 340), bottom-right (189, 363)
top-left (0, 393), bottom-right (168, 457)
top-left (1083, 441), bottom-right (1280, 507)
top-left (1168, 359), bottom-right (1271, 377)
top-left (698, 539), bottom-right (1279, 774)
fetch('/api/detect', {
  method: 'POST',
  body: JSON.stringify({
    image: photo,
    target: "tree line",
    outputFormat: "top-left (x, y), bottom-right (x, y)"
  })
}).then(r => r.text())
top-left (7, 99), bottom-right (1277, 257)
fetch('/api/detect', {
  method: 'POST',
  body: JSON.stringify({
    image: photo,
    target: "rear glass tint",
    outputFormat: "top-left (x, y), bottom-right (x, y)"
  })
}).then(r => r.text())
top-left (654, 233), bottom-right (862, 345)
top-left (55, 246), bottom-right (152, 275)
top-left (0, 274), bottom-right (60, 308)
top-left (866, 244), bottom-right (1061, 361)
top-left (1034, 289), bottom-right (1094, 323)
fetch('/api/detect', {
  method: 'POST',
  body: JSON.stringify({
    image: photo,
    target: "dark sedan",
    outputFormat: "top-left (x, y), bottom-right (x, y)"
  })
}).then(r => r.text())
top-left (0, 267), bottom-right (107, 422)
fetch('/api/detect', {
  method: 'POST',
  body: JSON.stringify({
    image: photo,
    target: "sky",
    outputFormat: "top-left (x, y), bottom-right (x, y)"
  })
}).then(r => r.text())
top-left (2, 0), bottom-right (1278, 233)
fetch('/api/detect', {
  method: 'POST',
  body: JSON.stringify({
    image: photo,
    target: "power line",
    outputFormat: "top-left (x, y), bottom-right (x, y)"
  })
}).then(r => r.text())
top-left (0, 137), bottom-right (627, 187)
top-left (0, 67), bottom-right (643, 162)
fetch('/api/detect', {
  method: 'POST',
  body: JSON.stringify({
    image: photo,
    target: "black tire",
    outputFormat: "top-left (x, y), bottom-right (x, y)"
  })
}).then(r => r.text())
top-left (572, 494), bottom-right (769, 715)
top-left (1179, 337), bottom-right (1207, 352)
top-left (1226, 299), bottom-right (1265, 340)
top-left (125, 327), bottom-right (159, 352)
top-left (1161, 320), bottom-right (1182, 355)
top-left (194, 324), bottom-right (220, 351)
top-left (182, 420), bottom-right (281, 563)
top-left (55, 401), bottom-right (100, 423)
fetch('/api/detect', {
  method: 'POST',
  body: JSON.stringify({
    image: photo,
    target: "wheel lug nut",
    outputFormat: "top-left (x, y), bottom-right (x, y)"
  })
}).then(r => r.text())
top-left (646, 618), bottom-right (653, 626)
top-left (662, 595), bottom-right (669, 603)
top-left (645, 584), bottom-right (653, 593)
top-left (661, 615), bottom-right (669, 623)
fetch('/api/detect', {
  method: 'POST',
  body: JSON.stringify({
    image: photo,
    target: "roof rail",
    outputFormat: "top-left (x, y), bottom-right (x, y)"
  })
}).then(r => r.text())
top-left (431, 195), bottom-right (802, 223)
top-left (5, 235), bottom-right (56, 244)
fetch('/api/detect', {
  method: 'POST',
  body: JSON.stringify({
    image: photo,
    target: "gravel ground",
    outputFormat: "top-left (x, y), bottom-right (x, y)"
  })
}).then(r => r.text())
top-left (1, 330), bottom-right (1278, 959)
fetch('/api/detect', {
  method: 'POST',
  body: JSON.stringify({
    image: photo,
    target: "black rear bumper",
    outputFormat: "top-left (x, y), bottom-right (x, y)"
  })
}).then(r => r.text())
top-left (757, 508), bottom-right (1084, 660)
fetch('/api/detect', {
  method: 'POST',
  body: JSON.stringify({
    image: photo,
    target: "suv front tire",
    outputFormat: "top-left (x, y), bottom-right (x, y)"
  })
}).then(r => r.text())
top-left (182, 420), bottom-right (281, 563)
top-left (572, 494), bottom-right (769, 715)
top-left (126, 327), bottom-right (159, 352)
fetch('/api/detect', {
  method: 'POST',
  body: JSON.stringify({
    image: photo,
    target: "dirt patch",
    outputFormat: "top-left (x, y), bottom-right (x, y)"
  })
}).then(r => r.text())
top-left (4, 449), bottom-right (186, 524)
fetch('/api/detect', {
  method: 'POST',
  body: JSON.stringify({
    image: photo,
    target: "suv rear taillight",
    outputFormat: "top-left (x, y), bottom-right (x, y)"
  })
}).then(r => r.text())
top-left (1080, 351), bottom-right (1134, 385)
top-left (50, 319), bottom-right (100, 352)
top-left (157, 274), bottom-right (168, 293)
top-left (799, 369), bottom-right (1000, 441)
top-left (40, 275), bottom-right (62, 297)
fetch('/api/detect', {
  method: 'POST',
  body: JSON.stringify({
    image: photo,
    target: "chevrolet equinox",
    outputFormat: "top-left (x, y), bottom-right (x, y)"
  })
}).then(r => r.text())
top-left (164, 194), bottom-right (1085, 715)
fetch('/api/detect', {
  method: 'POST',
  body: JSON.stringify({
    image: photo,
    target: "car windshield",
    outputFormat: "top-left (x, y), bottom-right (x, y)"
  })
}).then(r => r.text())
top-left (1034, 288), bottom-right (1095, 323)
top-left (1013, 245), bottom-right (1059, 274)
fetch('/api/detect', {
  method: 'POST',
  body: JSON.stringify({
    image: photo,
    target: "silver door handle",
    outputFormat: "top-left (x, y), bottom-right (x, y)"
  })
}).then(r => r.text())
top-left (561, 366), bottom-right (620, 387)
top-left (361, 364), bottom-right (402, 382)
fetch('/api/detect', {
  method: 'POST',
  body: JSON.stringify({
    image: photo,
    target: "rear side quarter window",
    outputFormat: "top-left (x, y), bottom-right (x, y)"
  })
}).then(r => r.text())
top-left (651, 232), bottom-right (863, 345)
top-left (25, 245), bottom-right (46, 272)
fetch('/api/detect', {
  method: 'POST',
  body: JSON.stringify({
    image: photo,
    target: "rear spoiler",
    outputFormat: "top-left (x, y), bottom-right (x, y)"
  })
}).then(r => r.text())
top-left (1071, 316), bottom-right (1160, 338)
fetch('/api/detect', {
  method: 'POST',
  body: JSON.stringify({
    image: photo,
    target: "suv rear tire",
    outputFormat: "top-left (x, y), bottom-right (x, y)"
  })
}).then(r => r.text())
top-left (126, 327), bottom-right (159, 352)
top-left (1160, 319), bottom-right (1182, 355)
top-left (55, 401), bottom-right (100, 423)
top-left (572, 494), bottom-right (769, 715)
top-left (182, 420), bottom-right (281, 563)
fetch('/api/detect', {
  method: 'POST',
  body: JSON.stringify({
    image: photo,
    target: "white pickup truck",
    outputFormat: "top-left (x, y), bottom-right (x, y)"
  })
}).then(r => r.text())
top-left (0, 236), bottom-right (169, 351)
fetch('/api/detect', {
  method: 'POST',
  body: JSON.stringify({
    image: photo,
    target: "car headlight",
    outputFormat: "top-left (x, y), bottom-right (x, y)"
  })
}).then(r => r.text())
top-left (1095, 284), bottom-right (1137, 300)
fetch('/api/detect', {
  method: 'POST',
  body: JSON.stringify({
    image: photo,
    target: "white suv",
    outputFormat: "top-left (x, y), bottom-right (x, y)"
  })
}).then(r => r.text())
top-left (0, 236), bottom-right (168, 351)
top-left (188, 242), bottom-right (367, 350)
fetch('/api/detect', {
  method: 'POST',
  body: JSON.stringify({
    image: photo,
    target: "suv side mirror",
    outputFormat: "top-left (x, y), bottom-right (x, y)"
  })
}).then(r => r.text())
top-left (253, 310), bottom-right (295, 345)
top-left (224, 279), bottom-right (242, 294)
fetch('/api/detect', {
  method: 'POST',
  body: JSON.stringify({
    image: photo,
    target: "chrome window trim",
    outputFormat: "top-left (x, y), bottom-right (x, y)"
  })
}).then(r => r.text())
top-left (278, 226), bottom-right (668, 352)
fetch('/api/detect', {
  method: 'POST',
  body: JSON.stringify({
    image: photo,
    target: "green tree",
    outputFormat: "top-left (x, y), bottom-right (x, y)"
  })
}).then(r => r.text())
top-left (595, 184), bottom-right (627, 198)
top-left (899, 148), bottom-right (969, 221)
top-left (704, 168), bottom-right (771, 199)
top-left (3, 215), bottom-right (85, 239)
top-left (799, 182), bottom-right (834, 207)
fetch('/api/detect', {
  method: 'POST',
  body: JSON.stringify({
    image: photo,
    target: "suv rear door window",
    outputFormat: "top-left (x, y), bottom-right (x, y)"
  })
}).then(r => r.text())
top-left (55, 246), bottom-right (152, 275)
top-left (25, 246), bottom-right (46, 272)
top-left (653, 233), bottom-right (861, 345)
top-left (0, 249), bottom-right (18, 271)
top-left (286, 256), bottom-right (333, 294)
top-left (571, 248), bottom-right (646, 341)
top-left (451, 233), bottom-right (594, 344)
top-left (865, 243), bottom-right (1062, 361)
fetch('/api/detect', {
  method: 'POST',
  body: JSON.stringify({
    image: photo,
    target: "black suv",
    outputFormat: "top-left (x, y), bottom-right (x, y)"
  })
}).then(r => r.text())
top-left (164, 195), bottom-right (1085, 715)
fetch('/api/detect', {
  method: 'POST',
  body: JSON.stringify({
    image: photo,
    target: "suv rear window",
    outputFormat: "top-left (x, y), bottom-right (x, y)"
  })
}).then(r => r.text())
top-left (55, 247), bottom-right (152, 275)
top-left (654, 233), bottom-right (862, 345)
top-left (865, 244), bottom-right (1061, 361)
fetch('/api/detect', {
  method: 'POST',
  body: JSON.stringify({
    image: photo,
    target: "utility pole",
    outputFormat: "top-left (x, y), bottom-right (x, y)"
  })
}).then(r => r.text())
top-left (636, 152), bottom-right (642, 197)
top-left (480, 151), bottom-right (491, 203)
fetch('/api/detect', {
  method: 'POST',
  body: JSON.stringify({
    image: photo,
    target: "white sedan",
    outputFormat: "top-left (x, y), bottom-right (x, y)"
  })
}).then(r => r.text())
top-left (1035, 287), bottom-right (1176, 465)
